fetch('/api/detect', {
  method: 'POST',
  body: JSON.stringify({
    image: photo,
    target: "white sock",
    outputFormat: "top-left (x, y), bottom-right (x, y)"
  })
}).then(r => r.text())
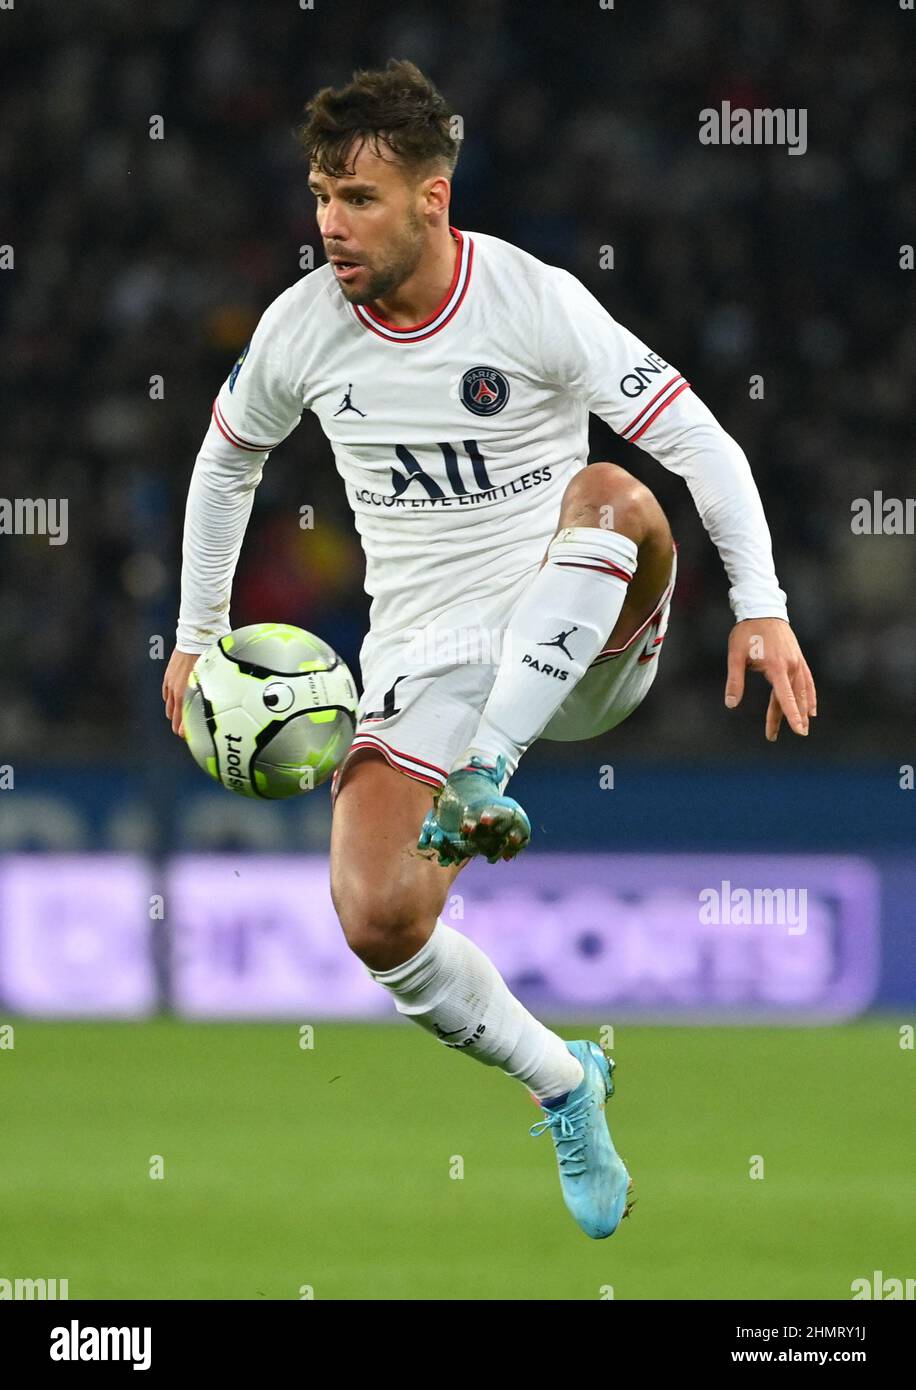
top-left (367, 919), bottom-right (584, 1103)
top-left (464, 525), bottom-right (639, 785)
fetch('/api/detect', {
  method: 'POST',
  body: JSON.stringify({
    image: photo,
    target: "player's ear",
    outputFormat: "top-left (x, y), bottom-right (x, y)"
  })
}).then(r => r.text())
top-left (420, 170), bottom-right (451, 217)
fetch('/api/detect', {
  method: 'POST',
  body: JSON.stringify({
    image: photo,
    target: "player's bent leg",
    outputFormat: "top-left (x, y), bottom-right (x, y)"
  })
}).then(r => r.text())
top-left (558, 461), bottom-right (673, 653)
top-left (337, 731), bottom-right (632, 1237)
top-left (420, 462), bottom-right (671, 866)
top-left (542, 470), bottom-right (676, 744)
top-left (331, 750), bottom-right (587, 1112)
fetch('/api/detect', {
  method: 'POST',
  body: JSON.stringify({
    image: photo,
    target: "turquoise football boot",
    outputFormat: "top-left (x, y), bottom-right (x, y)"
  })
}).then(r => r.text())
top-left (529, 1040), bottom-right (634, 1239)
top-left (416, 754), bottom-right (531, 866)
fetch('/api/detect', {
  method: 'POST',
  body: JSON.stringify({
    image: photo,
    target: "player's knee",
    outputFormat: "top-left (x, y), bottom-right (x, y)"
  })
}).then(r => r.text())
top-left (561, 461), bottom-right (663, 542)
top-left (331, 873), bottom-right (443, 967)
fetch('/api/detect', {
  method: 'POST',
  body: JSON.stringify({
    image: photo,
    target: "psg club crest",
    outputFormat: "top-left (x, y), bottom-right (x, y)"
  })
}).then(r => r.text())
top-left (460, 366), bottom-right (510, 416)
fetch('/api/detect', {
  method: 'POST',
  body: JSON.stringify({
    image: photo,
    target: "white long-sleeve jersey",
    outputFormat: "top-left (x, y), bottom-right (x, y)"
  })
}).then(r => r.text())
top-left (176, 227), bottom-right (789, 670)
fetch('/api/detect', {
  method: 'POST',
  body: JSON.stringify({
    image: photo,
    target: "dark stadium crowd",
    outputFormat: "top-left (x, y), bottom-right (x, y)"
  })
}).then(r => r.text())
top-left (1, 0), bottom-right (913, 764)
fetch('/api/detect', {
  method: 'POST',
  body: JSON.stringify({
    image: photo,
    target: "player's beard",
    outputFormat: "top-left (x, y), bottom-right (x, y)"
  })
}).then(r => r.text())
top-left (335, 207), bottom-right (426, 307)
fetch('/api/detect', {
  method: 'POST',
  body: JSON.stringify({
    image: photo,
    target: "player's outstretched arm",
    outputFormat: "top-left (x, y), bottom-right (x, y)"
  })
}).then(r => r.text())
top-left (166, 292), bottom-right (305, 738)
top-left (725, 618), bottom-right (817, 741)
top-left (633, 392), bottom-right (819, 741)
top-left (538, 267), bottom-right (820, 740)
top-left (637, 397), bottom-right (819, 740)
top-left (165, 419), bottom-right (267, 738)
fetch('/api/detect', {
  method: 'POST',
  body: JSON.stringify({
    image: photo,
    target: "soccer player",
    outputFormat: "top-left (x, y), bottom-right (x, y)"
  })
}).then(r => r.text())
top-left (162, 60), bottom-right (817, 1240)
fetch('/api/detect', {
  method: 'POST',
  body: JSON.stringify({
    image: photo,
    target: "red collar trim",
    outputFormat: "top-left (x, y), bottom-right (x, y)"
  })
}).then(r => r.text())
top-left (352, 228), bottom-right (473, 343)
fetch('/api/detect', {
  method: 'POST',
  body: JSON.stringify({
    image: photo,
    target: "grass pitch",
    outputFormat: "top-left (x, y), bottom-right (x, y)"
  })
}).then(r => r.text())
top-left (1, 1019), bottom-right (912, 1300)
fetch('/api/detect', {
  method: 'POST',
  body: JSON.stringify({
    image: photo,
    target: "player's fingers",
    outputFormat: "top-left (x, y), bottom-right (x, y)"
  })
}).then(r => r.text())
top-left (803, 660), bottom-right (818, 717)
top-left (765, 687), bottom-right (784, 742)
top-left (772, 668), bottom-right (806, 737)
top-left (166, 684), bottom-right (183, 736)
top-left (790, 661), bottom-right (809, 723)
top-left (724, 643), bottom-right (746, 709)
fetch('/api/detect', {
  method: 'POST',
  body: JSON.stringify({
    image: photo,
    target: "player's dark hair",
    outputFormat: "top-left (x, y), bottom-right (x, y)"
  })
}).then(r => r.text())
top-left (297, 58), bottom-right (460, 181)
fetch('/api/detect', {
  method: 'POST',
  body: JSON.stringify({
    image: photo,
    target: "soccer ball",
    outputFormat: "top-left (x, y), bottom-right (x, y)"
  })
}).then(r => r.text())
top-left (182, 623), bottom-right (358, 798)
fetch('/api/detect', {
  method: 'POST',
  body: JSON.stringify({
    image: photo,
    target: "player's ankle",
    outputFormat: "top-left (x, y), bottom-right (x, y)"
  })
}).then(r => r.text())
top-left (458, 729), bottom-right (521, 787)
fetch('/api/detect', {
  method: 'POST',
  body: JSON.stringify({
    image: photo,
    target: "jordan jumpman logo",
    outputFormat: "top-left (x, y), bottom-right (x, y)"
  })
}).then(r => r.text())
top-left (537, 625), bottom-right (579, 660)
top-left (334, 383), bottom-right (366, 417)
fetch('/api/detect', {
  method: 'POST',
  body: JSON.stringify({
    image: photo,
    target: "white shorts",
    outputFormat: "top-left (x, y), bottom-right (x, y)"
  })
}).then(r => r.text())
top-left (331, 543), bottom-right (677, 799)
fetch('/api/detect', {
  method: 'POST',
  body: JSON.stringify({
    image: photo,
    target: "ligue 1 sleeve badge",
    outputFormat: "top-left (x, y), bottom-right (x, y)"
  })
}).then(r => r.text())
top-left (228, 341), bottom-right (250, 393)
top-left (460, 366), bottom-right (510, 415)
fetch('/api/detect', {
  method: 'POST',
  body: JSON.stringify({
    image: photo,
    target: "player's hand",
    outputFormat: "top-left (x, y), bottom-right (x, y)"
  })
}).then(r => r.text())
top-left (162, 648), bottom-right (200, 737)
top-left (724, 619), bottom-right (817, 741)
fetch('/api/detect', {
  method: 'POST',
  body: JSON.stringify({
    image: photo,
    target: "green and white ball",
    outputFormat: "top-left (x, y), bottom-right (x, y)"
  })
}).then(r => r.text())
top-left (182, 623), bottom-right (358, 798)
